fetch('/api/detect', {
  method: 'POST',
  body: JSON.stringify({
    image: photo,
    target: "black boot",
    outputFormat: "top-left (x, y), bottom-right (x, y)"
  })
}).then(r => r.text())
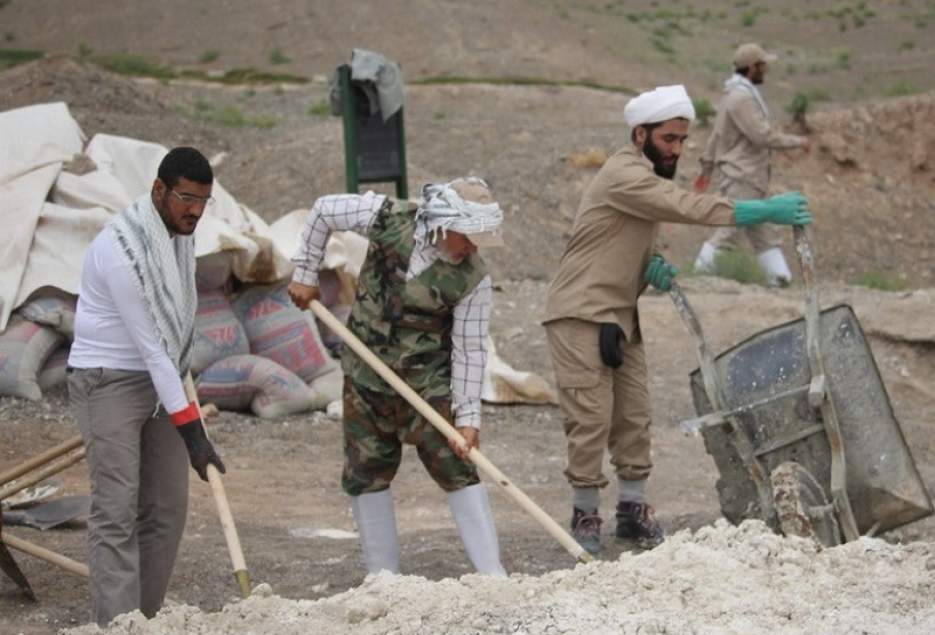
top-left (615, 501), bottom-right (664, 548)
top-left (570, 507), bottom-right (603, 555)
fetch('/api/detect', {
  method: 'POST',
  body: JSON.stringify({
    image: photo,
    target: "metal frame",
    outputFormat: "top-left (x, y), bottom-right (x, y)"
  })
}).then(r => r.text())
top-left (670, 226), bottom-right (860, 541)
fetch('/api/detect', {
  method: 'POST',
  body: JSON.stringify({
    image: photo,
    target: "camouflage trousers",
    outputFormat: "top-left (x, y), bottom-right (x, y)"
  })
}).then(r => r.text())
top-left (341, 378), bottom-right (480, 496)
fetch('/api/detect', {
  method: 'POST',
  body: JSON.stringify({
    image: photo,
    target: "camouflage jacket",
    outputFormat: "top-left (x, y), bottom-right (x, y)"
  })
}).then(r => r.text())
top-left (342, 199), bottom-right (488, 398)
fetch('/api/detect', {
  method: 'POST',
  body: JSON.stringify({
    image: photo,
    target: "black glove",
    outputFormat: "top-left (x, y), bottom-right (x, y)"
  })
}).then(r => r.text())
top-left (176, 418), bottom-right (226, 482)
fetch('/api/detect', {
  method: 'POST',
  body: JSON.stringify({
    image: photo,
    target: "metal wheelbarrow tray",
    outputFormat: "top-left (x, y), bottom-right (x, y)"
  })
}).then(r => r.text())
top-left (673, 227), bottom-right (933, 545)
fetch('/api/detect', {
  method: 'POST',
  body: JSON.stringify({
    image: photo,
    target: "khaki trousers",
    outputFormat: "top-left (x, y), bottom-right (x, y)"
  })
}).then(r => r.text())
top-left (67, 368), bottom-right (189, 628)
top-left (706, 180), bottom-right (781, 253)
top-left (545, 318), bottom-right (652, 487)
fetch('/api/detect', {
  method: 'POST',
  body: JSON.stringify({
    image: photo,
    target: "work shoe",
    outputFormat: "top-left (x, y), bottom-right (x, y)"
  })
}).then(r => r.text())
top-left (615, 501), bottom-right (664, 549)
top-left (570, 507), bottom-right (603, 555)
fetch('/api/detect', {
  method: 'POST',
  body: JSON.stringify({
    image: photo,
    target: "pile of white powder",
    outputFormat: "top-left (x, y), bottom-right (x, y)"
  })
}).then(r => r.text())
top-left (63, 520), bottom-right (935, 634)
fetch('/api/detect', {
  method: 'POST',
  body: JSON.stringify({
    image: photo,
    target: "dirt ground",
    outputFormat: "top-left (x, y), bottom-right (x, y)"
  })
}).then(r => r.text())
top-left (3, 278), bottom-right (935, 634)
top-left (2, 4), bottom-right (935, 632)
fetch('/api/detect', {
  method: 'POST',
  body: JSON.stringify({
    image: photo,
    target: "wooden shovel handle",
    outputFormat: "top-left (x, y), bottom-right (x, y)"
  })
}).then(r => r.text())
top-left (183, 374), bottom-right (252, 598)
top-left (2, 532), bottom-right (89, 578)
top-left (0, 436), bottom-right (84, 488)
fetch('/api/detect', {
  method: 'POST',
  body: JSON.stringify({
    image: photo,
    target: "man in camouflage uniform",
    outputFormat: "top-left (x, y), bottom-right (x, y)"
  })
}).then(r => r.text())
top-left (288, 178), bottom-right (507, 576)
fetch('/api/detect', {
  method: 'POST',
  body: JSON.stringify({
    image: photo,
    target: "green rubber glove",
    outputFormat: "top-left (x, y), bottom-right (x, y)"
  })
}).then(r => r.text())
top-left (734, 191), bottom-right (813, 226)
top-left (644, 254), bottom-right (678, 292)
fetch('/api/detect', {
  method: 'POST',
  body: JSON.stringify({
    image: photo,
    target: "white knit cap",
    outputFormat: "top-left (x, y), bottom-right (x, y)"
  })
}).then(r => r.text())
top-left (418, 177), bottom-right (504, 247)
top-left (623, 84), bottom-right (696, 128)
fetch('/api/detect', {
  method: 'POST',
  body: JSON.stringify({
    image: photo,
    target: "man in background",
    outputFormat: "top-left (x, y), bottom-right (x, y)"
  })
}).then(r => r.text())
top-left (693, 42), bottom-right (811, 286)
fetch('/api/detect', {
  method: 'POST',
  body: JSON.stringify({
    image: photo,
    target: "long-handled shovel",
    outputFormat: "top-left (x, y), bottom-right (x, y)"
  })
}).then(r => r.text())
top-left (309, 300), bottom-right (592, 564)
top-left (182, 374), bottom-right (252, 598)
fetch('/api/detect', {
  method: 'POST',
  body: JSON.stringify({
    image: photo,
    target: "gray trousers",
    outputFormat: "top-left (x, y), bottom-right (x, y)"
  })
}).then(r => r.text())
top-left (706, 180), bottom-right (782, 252)
top-left (67, 368), bottom-right (189, 627)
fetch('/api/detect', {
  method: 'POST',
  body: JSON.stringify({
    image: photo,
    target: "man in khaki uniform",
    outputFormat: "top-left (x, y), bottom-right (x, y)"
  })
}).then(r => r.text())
top-left (543, 84), bottom-right (812, 555)
top-left (693, 43), bottom-right (811, 286)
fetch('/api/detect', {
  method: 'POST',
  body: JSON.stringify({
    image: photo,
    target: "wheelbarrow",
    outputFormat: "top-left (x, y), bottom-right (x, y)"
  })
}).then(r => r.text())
top-left (670, 226), bottom-right (933, 547)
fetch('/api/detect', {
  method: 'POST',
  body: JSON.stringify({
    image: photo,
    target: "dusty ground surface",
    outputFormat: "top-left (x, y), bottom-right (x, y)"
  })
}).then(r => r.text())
top-left (3, 279), bottom-right (935, 634)
top-left (2, 3), bottom-right (935, 633)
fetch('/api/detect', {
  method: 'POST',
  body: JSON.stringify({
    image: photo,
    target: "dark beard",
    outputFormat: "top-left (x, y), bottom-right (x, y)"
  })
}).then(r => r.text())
top-left (643, 135), bottom-right (678, 179)
top-left (153, 191), bottom-right (195, 236)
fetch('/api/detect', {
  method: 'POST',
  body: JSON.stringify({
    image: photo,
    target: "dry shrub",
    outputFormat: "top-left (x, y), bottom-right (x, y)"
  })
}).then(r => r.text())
top-left (568, 148), bottom-right (608, 169)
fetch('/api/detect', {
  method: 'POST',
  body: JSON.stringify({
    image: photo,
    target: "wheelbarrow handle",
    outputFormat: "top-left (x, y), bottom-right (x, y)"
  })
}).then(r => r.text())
top-left (792, 224), bottom-right (861, 542)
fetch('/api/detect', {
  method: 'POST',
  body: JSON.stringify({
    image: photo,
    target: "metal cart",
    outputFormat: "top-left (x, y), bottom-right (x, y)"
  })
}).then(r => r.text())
top-left (671, 227), bottom-right (933, 546)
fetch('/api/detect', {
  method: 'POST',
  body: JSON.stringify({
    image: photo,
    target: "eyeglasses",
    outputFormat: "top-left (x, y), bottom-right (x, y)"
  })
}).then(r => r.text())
top-left (170, 190), bottom-right (215, 207)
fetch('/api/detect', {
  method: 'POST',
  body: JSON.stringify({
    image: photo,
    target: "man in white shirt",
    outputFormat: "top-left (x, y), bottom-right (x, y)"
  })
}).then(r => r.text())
top-left (288, 178), bottom-right (507, 576)
top-left (67, 147), bottom-right (225, 627)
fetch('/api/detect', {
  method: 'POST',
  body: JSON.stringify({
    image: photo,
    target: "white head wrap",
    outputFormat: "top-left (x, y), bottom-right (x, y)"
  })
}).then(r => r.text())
top-left (623, 84), bottom-right (695, 128)
top-left (417, 177), bottom-right (504, 247)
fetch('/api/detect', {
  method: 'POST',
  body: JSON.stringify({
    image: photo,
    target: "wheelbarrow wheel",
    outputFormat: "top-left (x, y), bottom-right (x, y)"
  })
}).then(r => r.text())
top-left (770, 461), bottom-right (842, 548)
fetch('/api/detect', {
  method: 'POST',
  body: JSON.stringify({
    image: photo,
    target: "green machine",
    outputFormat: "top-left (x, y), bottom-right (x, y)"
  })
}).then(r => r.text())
top-left (337, 63), bottom-right (408, 199)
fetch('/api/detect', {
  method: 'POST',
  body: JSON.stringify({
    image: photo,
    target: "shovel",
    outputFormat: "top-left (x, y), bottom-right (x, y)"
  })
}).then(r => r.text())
top-left (183, 373), bottom-right (252, 598)
top-left (3, 495), bottom-right (90, 531)
top-left (309, 300), bottom-right (593, 564)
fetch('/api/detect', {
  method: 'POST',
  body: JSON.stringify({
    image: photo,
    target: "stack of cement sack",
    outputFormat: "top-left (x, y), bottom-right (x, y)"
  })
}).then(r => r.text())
top-left (0, 259), bottom-right (351, 419)
top-left (192, 251), bottom-right (346, 418)
top-left (0, 293), bottom-right (75, 401)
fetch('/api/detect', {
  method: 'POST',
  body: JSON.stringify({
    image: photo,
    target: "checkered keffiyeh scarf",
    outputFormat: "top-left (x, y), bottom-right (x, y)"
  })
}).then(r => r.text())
top-left (416, 178), bottom-right (503, 242)
top-left (108, 193), bottom-right (196, 374)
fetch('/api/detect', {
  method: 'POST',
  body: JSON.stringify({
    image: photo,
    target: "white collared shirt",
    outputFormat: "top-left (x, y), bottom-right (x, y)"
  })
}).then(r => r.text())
top-left (68, 230), bottom-right (189, 414)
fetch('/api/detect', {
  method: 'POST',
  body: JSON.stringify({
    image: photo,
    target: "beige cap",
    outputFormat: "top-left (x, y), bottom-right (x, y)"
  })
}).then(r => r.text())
top-left (733, 43), bottom-right (777, 68)
top-left (449, 177), bottom-right (494, 205)
top-left (449, 177), bottom-right (505, 247)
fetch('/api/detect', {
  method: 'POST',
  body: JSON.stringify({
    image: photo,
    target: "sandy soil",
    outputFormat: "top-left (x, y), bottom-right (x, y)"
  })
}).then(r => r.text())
top-left (2, 279), bottom-right (934, 634)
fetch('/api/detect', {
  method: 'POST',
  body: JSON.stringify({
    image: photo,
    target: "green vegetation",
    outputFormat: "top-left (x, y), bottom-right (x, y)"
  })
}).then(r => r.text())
top-left (0, 47), bottom-right (43, 71)
top-left (0, 0), bottom-right (10, 9)
top-left (187, 100), bottom-right (278, 128)
top-left (787, 93), bottom-right (810, 124)
top-left (77, 42), bottom-right (93, 58)
top-left (307, 99), bottom-right (329, 116)
top-left (710, 250), bottom-right (768, 286)
top-left (898, 40), bottom-right (915, 51)
top-left (411, 74), bottom-right (636, 94)
top-left (433, 111), bottom-right (446, 120)
top-left (269, 47), bottom-right (290, 65)
top-left (91, 52), bottom-right (175, 80)
top-left (836, 50), bottom-right (851, 69)
top-left (199, 49), bottom-right (219, 64)
top-left (188, 67), bottom-right (307, 85)
top-left (85, 54), bottom-right (311, 85)
top-left (4, 32), bottom-right (14, 42)
top-left (885, 81), bottom-right (919, 96)
top-left (853, 271), bottom-right (906, 291)
top-left (651, 35), bottom-right (675, 56)
top-left (692, 97), bottom-right (715, 127)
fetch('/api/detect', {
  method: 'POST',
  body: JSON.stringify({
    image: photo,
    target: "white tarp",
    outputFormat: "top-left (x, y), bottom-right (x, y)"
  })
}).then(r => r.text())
top-left (0, 102), bottom-right (85, 328)
top-left (0, 101), bottom-right (555, 406)
top-left (0, 104), bottom-right (293, 330)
